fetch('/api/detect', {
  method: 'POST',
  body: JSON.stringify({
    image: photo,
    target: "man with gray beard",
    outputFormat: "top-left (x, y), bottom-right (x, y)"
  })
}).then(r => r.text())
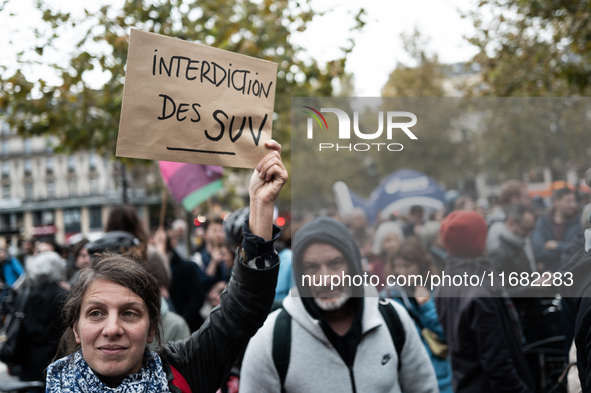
top-left (240, 217), bottom-right (437, 393)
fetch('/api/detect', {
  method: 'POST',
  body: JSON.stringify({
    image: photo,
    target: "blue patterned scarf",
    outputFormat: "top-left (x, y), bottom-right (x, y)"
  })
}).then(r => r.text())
top-left (46, 348), bottom-right (169, 393)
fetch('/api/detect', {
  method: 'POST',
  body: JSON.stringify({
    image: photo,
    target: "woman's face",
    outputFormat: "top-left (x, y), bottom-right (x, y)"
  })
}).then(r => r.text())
top-left (382, 232), bottom-right (401, 256)
top-left (393, 257), bottom-right (421, 282)
top-left (74, 279), bottom-right (154, 387)
top-left (76, 248), bottom-right (91, 270)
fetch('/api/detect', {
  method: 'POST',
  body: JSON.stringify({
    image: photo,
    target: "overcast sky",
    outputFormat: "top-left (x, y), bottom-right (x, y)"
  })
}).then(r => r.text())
top-left (0, 0), bottom-right (479, 96)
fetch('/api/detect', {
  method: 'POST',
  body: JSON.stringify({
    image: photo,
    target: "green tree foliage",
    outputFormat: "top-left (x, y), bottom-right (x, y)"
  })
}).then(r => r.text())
top-left (466, 0), bottom-right (591, 97)
top-left (381, 29), bottom-right (445, 98)
top-left (0, 0), bottom-right (364, 205)
top-left (464, 1), bottom-right (591, 180)
top-left (378, 30), bottom-right (480, 190)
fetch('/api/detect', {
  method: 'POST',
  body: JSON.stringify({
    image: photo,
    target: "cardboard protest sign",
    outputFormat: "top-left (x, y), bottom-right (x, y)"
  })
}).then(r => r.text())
top-left (116, 29), bottom-right (278, 168)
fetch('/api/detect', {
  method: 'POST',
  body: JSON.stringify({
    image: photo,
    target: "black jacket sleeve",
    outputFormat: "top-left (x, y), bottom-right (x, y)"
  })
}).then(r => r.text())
top-left (162, 223), bottom-right (281, 393)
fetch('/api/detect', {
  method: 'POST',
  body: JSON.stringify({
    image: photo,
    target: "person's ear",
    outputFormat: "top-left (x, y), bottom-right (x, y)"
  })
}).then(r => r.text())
top-left (73, 323), bottom-right (81, 344)
top-left (147, 325), bottom-right (156, 344)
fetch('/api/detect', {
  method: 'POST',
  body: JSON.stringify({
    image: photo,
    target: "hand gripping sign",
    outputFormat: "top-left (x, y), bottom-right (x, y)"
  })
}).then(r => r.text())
top-left (116, 29), bottom-right (278, 168)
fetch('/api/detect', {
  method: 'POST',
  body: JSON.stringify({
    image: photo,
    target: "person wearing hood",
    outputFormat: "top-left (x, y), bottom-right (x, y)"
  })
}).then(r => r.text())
top-left (240, 217), bottom-right (438, 393)
top-left (435, 210), bottom-right (536, 393)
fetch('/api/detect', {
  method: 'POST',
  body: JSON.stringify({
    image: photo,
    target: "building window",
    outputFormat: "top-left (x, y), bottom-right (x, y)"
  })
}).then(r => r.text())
top-left (64, 208), bottom-right (81, 233)
top-left (24, 159), bottom-right (32, 175)
top-left (32, 211), bottom-right (42, 226)
top-left (2, 162), bottom-right (8, 177)
top-left (24, 183), bottom-right (33, 201)
top-left (2, 185), bottom-right (10, 199)
top-left (0, 214), bottom-right (9, 230)
top-left (89, 177), bottom-right (99, 196)
top-left (68, 155), bottom-right (75, 172)
top-left (47, 181), bottom-right (55, 199)
top-left (2, 141), bottom-right (8, 156)
top-left (23, 139), bottom-right (31, 155)
top-left (68, 178), bottom-right (77, 197)
top-left (46, 157), bottom-right (53, 173)
top-left (89, 206), bottom-right (102, 229)
top-left (89, 153), bottom-right (97, 170)
top-left (42, 210), bottom-right (54, 225)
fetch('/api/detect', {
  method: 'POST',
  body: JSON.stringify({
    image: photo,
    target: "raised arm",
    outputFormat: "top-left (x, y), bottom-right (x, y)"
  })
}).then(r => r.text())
top-left (249, 139), bottom-right (287, 241)
top-left (163, 140), bottom-right (288, 393)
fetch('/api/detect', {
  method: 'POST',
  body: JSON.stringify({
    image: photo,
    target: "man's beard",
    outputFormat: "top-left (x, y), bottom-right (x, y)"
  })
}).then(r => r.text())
top-left (313, 287), bottom-right (353, 311)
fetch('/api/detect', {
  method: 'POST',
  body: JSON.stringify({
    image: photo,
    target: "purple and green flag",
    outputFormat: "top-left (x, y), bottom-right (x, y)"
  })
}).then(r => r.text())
top-left (159, 162), bottom-right (223, 212)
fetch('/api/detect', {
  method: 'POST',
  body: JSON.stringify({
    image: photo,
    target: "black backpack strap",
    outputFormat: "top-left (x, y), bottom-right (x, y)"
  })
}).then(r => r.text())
top-left (272, 308), bottom-right (291, 392)
top-left (378, 298), bottom-right (406, 371)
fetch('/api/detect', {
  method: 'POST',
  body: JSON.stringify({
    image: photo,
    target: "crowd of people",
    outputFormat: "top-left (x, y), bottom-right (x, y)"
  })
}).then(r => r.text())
top-left (275, 180), bottom-right (585, 393)
top-left (0, 167), bottom-right (590, 392)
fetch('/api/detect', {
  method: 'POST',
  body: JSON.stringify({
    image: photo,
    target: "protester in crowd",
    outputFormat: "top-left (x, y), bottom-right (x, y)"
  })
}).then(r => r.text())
top-left (240, 216), bottom-right (438, 393)
top-left (418, 221), bottom-right (447, 272)
top-left (193, 216), bottom-right (227, 292)
top-left (452, 195), bottom-right (477, 212)
top-left (45, 140), bottom-right (287, 393)
top-left (476, 197), bottom-right (490, 218)
top-left (382, 237), bottom-right (453, 393)
top-left (171, 218), bottom-right (190, 260)
top-left (370, 221), bottom-right (404, 285)
top-left (488, 204), bottom-right (537, 275)
top-left (145, 247), bottom-right (190, 349)
top-left (67, 238), bottom-right (90, 287)
top-left (435, 210), bottom-right (536, 393)
top-left (15, 251), bottom-right (67, 390)
top-left (345, 207), bottom-right (374, 258)
top-left (224, 206), bottom-right (292, 303)
top-left (557, 205), bottom-right (591, 371)
top-left (17, 238), bottom-right (35, 268)
top-left (558, 171), bottom-right (591, 391)
top-left (487, 180), bottom-right (532, 253)
top-left (487, 203), bottom-right (555, 384)
top-left (90, 204), bottom-right (149, 260)
top-left (200, 280), bottom-right (227, 320)
top-left (0, 248), bottom-right (24, 288)
top-left (36, 237), bottom-right (63, 257)
top-left (403, 205), bottom-right (425, 237)
top-left (274, 219), bottom-right (293, 302)
top-left (532, 187), bottom-right (581, 271)
top-left (429, 208), bottom-right (446, 222)
top-left (157, 228), bottom-right (205, 333)
top-left (561, 203), bottom-right (591, 265)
